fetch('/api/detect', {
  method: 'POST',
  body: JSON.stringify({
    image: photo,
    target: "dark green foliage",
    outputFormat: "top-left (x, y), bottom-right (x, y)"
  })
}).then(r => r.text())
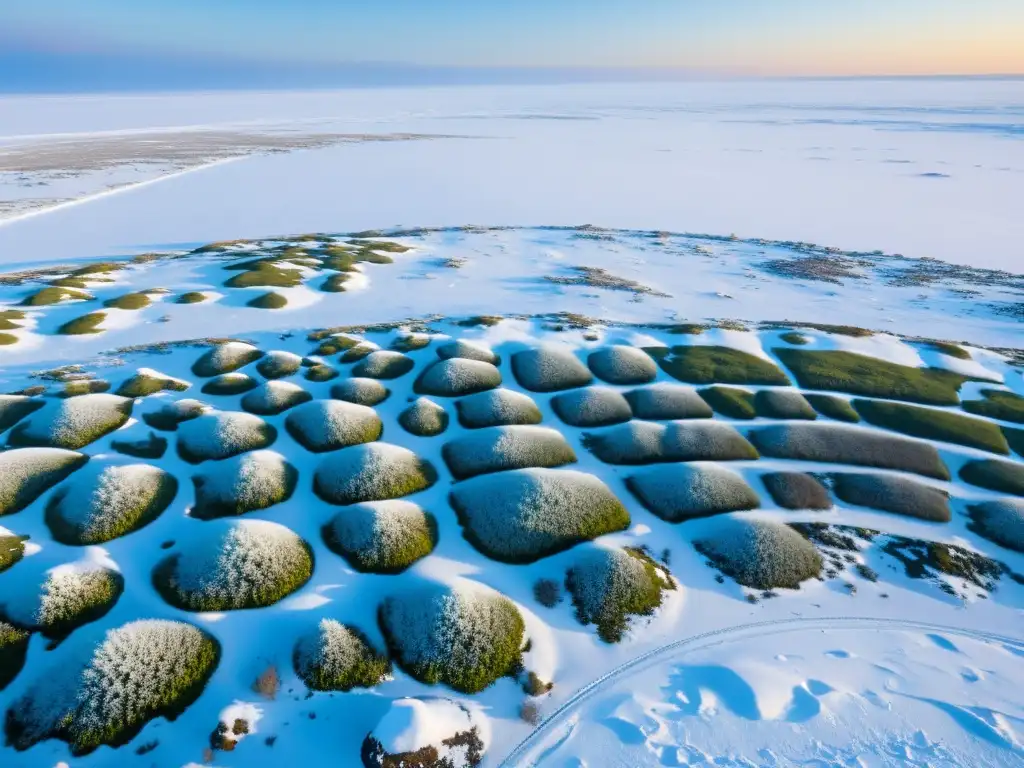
top-left (762, 472), bottom-right (832, 510)
top-left (116, 372), bottom-right (190, 398)
top-left (21, 286), bottom-right (92, 306)
top-left (773, 348), bottom-right (969, 406)
top-left (0, 622), bottom-right (29, 691)
top-left (854, 398), bottom-right (1008, 454)
top-left (962, 389), bottom-right (1024, 424)
top-left (1006, 427), bottom-right (1024, 457)
top-left (57, 312), bottom-right (106, 335)
top-left (779, 331), bottom-right (810, 345)
top-left (224, 262), bottom-right (303, 289)
top-left (805, 394), bottom-right (861, 423)
top-left (247, 291), bottom-right (288, 309)
top-left (0, 396), bottom-right (44, 434)
top-left (967, 500), bottom-right (1024, 553)
top-left (201, 373), bottom-right (258, 396)
top-left (881, 536), bottom-right (1008, 591)
top-left (110, 432), bottom-right (168, 459)
top-left (830, 473), bottom-right (951, 522)
top-left (60, 380), bottom-right (110, 397)
top-left (1, 534), bottom-right (25, 573)
top-left (925, 341), bottom-right (971, 360)
top-left (582, 421), bottom-right (758, 465)
top-left (36, 569), bottom-right (125, 642)
top-left (699, 386), bottom-right (756, 419)
top-left (320, 273), bottom-right (350, 292)
top-left (623, 384), bottom-right (713, 420)
top-left (655, 345), bottom-right (790, 386)
top-left (0, 333), bottom-right (16, 346)
top-left (294, 622), bottom-right (391, 691)
top-left (175, 292), bottom-right (207, 304)
top-left (103, 292), bottom-right (151, 310)
top-left (305, 364), bottom-right (339, 382)
top-left (754, 389), bottom-right (817, 420)
top-left (960, 458), bottom-right (1024, 496)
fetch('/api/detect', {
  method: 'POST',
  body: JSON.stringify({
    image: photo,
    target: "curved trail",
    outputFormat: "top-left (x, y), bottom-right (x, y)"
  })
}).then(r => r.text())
top-left (497, 616), bottom-right (1024, 767)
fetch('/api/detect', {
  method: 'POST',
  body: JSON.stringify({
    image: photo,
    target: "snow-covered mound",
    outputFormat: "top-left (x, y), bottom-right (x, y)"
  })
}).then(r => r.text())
top-left (284, 399), bottom-right (382, 453)
top-left (550, 386), bottom-right (632, 428)
top-left (331, 377), bottom-right (390, 406)
top-left (115, 368), bottom-right (191, 398)
top-left (362, 697), bottom-right (487, 768)
top-left (191, 341), bottom-right (263, 377)
top-left (414, 359), bottom-right (502, 397)
top-left (398, 398), bottom-right (449, 437)
top-left (191, 450), bottom-right (297, 519)
top-left (442, 425), bottom-right (576, 480)
top-left (0, 395), bottom-right (43, 435)
top-left (623, 383), bottom-right (713, 420)
top-left (694, 518), bottom-right (824, 590)
top-left (7, 394), bottom-right (132, 450)
top-left (176, 410), bottom-right (277, 463)
top-left (752, 389), bottom-right (817, 420)
top-left (511, 347), bottom-right (593, 392)
top-left (761, 471), bottom-right (833, 511)
top-left (454, 388), bottom-right (541, 429)
top-left (829, 472), bottom-right (951, 522)
top-left (626, 463), bottom-right (761, 522)
top-left (0, 447), bottom-right (88, 516)
top-left (587, 345), bottom-right (657, 385)
top-left (141, 397), bottom-right (208, 430)
top-left (323, 499), bottom-right (437, 573)
top-left (437, 339), bottom-right (499, 365)
top-left (967, 499), bottom-right (1024, 552)
top-left (0, 525), bottom-right (25, 574)
top-left (255, 350), bottom-right (303, 379)
top-left (294, 619), bottom-right (391, 691)
top-left (583, 420), bottom-right (757, 465)
top-left (241, 380), bottom-right (312, 415)
top-left (314, 443), bottom-right (437, 504)
top-left (201, 372), bottom-right (258, 396)
top-left (353, 350), bottom-right (415, 380)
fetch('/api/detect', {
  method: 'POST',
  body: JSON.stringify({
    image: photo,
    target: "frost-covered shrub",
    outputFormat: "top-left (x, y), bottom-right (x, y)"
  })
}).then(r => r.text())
top-left (8, 394), bottom-right (133, 449)
top-left (191, 342), bottom-right (263, 377)
top-left (805, 393), bottom-right (861, 423)
top-left (323, 500), bottom-right (437, 573)
top-left (399, 398), bottom-right (449, 437)
top-left (626, 463), bottom-right (760, 522)
top-left (191, 451), bottom-right (297, 519)
top-left (0, 620), bottom-right (30, 691)
top-left (294, 620), bottom-right (391, 691)
top-left (566, 547), bottom-right (674, 643)
top-left (450, 468), bottom-right (630, 563)
top-left (331, 377), bottom-right (390, 406)
top-left (154, 519), bottom-right (313, 611)
top-left (753, 389), bottom-right (817, 420)
top-left (960, 458), bottom-right (1024, 496)
top-left (583, 421), bottom-right (757, 465)
top-left (0, 448), bottom-right (88, 516)
top-left (455, 388), bottom-right (542, 429)
top-left (362, 697), bottom-right (486, 768)
top-left (201, 372), bottom-right (258, 396)
top-left (437, 339), bottom-right (499, 365)
top-left (761, 472), bottom-right (832, 511)
top-left (177, 410), bottom-right (277, 463)
top-left (5, 619), bottom-right (219, 753)
top-left (551, 387), bottom-right (632, 428)
top-left (1, 525), bottom-right (25, 573)
top-left (46, 462), bottom-right (178, 544)
top-left (623, 383), bottom-right (713, 420)
top-left (391, 333), bottom-right (432, 353)
top-left (285, 399), bottom-right (383, 453)
top-left (353, 351), bottom-right (416, 380)
top-left (340, 342), bottom-right (377, 363)
top-left (0, 395), bottom-right (44, 434)
top-left (142, 398), bottom-right (208, 431)
top-left (115, 369), bottom-right (191, 398)
top-left (829, 473), bottom-right (951, 522)
top-left (414, 359), bottom-right (502, 397)
top-left (255, 350), bottom-right (303, 379)
top-left (442, 426), bottom-right (577, 480)
top-left (695, 518), bottom-right (824, 590)
top-left (656, 345), bottom-right (789, 386)
top-left (968, 499), bottom-right (1024, 552)
top-left (587, 345), bottom-right (657, 385)
top-left (511, 347), bottom-right (593, 392)
top-left (379, 583), bottom-right (525, 693)
top-left (241, 380), bottom-right (312, 415)
top-left (305, 363), bottom-right (340, 382)
top-left (5, 561), bottom-right (124, 640)
top-left (750, 423), bottom-right (949, 480)
top-left (315, 443), bottom-right (438, 505)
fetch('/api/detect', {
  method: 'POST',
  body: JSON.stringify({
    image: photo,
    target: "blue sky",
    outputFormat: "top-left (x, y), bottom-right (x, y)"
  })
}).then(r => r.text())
top-left (2, 1), bottom-right (1022, 92)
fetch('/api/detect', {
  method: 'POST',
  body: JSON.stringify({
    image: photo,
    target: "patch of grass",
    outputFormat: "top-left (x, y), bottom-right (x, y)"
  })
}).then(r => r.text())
top-left (0, 449), bottom-right (89, 515)
top-left (340, 343), bottom-right (376, 363)
top-left (567, 547), bottom-right (674, 643)
top-left (627, 463), bottom-right (760, 522)
top-left (323, 500), bottom-right (437, 573)
top-left (774, 348), bottom-right (970, 406)
top-left (247, 292), bottom-right (288, 310)
top-left (805, 394), bottom-right (861, 423)
top-left (695, 518), bottom-right (824, 590)
top-left (351, 239), bottom-right (410, 254)
top-left (71, 261), bottom-right (124, 276)
top-left (959, 458), bottom-right (1024, 496)
top-left (654, 346), bottom-right (789, 386)
top-left (320, 273), bottom-right (351, 292)
top-left (0, 333), bottom-right (17, 345)
top-left (457, 315), bottom-right (504, 327)
top-left (201, 373), bottom-right (258, 396)
top-left (255, 350), bottom-right (302, 379)
top-left (754, 389), bottom-right (817, 420)
top-left (882, 536), bottom-right (1008, 592)
top-left (116, 370), bottom-right (190, 398)
top-left (442, 425), bottom-right (577, 480)
top-left (0, 621), bottom-right (30, 691)
top-left (391, 334), bottom-right (431, 352)
top-left (854, 399), bottom-right (1009, 454)
top-left (0, 309), bottom-right (26, 330)
top-left (48, 277), bottom-right (91, 289)
top-left (962, 389), bottom-right (1024, 424)
top-left (103, 292), bottom-right (151, 311)
top-left (191, 342), bottom-right (264, 377)
top-left (175, 292), bottom-right (207, 304)
top-left (762, 472), bottom-right (832, 510)
top-left (699, 386), bottom-right (756, 419)
top-left (59, 380), bottom-right (110, 397)
top-left (57, 312), bottom-right (106, 335)
top-left (25, 567), bottom-right (124, 642)
top-left (294, 621), bottom-right (391, 691)
top-left (224, 262), bottom-right (303, 289)
top-left (304, 363), bottom-right (339, 382)
top-left (830, 472), bottom-right (951, 522)
top-left (779, 331), bottom-right (810, 345)
top-left (925, 341), bottom-right (971, 360)
top-left (1, 531), bottom-right (26, 574)
top-left (21, 286), bottom-right (92, 306)
top-left (665, 323), bottom-right (706, 335)
top-left (0, 396), bottom-right (43, 435)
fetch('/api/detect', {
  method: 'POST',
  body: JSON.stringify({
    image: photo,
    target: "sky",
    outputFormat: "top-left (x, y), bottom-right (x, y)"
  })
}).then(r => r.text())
top-left (1, 0), bottom-right (1023, 92)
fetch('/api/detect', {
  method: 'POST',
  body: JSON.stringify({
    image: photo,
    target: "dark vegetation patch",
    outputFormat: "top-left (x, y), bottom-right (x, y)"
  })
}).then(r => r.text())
top-left (247, 292), bottom-right (288, 309)
top-left (0, 309), bottom-right (25, 331)
top-left (353, 351), bottom-right (415, 380)
top-left (790, 522), bottom-right (876, 552)
top-left (294, 621), bottom-right (391, 692)
top-left (60, 380), bottom-right (111, 397)
top-left (959, 458), bottom-right (1024, 496)
top-left (651, 345), bottom-right (789, 386)
top-left (962, 389), bottom-right (1024, 424)
top-left (398, 398), bottom-right (449, 437)
top-left (779, 332), bottom-right (810, 345)
top-left (191, 342), bottom-right (264, 377)
top-left (110, 432), bottom-right (168, 459)
top-left (544, 266), bottom-right (670, 297)
top-left (587, 346), bottom-right (658, 385)
top-left (830, 472), bottom-right (951, 522)
top-left (415, 358), bottom-right (503, 398)
top-left (455, 388), bottom-right (542, 429)
top-left (175, 292), bottom-right (207, 304)
top-left (698, 386), bottom-right (756, 419)
top-left (0, 396), bottom-right (44, 434)
top-left (116, 370), bottom-right (190, 398)
top-left (1006, 427), bottom-right (1024, 457)
top-left (201, 373), bottom-right (259, 396)
top-left (331, 378), bottom-right (390, 406)
top-left (142, 399), bottom-right (207, 431)
top-left (762, 472), bottom-right (832, 510)
top-left (881, 536), bottom-right (1011, 595)
top-left (855, 398), bottom-right (1008, 454)
top-left (0, 621), bottom-right (30, 691)
top-left (103, 292), bottom-right (151, 311)
top-left (757, 253), bottom-right (872, 285)
top-left (21, 286), bottom-right (92, 307)
top-left (256, 350), bottom-right (303, 379)
top-left (967, 500), bottom-right (1024, 553)
top-left (191, 452), bottom-right (298, 520)
top-left (0, 532), bottom-right (26, 574)
top-left (8, 395), bottom-right (133, 450)
top-left (57, 312), bottom-right (106, 335)
top-left (176, 412), bottom-right (277, 463)
top-left (304, 363), bottom-right (339, 382)
top-left (223, 261), bottom-right (303, 289)
top-left (924, 341), bottom-right (971, 360)
top-left (805, 394), bottom-right (861, 422)
top-left (323, 500), bottom-right (437, 573)
top-left (390, 334), bottom-right (431, 352)
top-left (314, 443), bottom-right (437, 504)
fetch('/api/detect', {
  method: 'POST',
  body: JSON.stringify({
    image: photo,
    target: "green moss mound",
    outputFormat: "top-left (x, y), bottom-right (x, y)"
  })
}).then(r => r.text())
top-left (59, 380), bottom-right (110, 398)
top-left (154, 520), bottom-right (313, 611)
top-left (389, 334), bottom-right (431, 352)
top-left (5, 619), bottom-right (219, 754)
top-left (201, 372), bottom-right (259, 396)
top-left (115, 369), bottom-right (191, 398)
top-left (0, 332), bottom-right (17, 345)
top-left (10, 564), bottom-right (124, 641)
top-left (247, 291), bottom-right (288, 309)
top-left (21, 286), bottom-right (92, 307)
top-left (57, 312), bottom-right (106, 335)
top-left (699, 386), bottom-right (756, 419)
top-left (175, 291), bottom-right (207, 304)
top-left (750, 423), bottom-right (949, 480)
top-left (967, 499), bottom-right (1024, 553)
top-left (455, 388), bottom-right (542, 429)
top-left (761, 472), bottom-right (832, 510)
top-left (256, 350), bottom-right (303, 379)
top-left (1, 527), bottom-right (26, 574)
top-left (582, 421), bottom-right (758, 465)
top-left (0, 395), bottom-right (44, 435)
top-left (1007, 427), bottom-right (1024, 458)
top-left (959, 458), bottom-right (1024, 496)
top-left (587, 346), bottom-right (658, 385)
top-left (191, 342), bottom-right (264, 377)
top-left (854, 399), bottom-right (1009, 455)
top-left (398, 398), bottom-right (449, 437)
top-left (653, 345), bottom-right (789, 386)
top-left (624, 383), bottom-right (713, 420)
top-left (103, 292), bottom-right (151, 310)
top-left (323, 500), bottom-right (437, 573)
top-left (340, 342), bottom-right (377, 362)
top-left (926, 341), bottom-right (971, 360)
top-left (551, 387), bottom-right (632, 428)
top-left (8, 394), bottom-right (132, 450)
top-left (294, 620), bottom-right (391, 691)
top-left (315, 443), bottom-right (437, 504)
top-left (305, 363), bottom-right (339, 382)
top-left (0, 621), bottom-right (30, 691)
top-left (0, 449), bottom-right (88, 515)
top-left (285, 399), bottom-right (383, 452)
top-left (773, 348), bottom-right (969, 406)
top-left (511, 347), bottom-right (593, 393)
top-left (191, 450), bottom-right (297, 520)
top-left (332, 378), bottom-right (390, 406)
top-left (626, 463), bottom-right (760, 522)
top-left (379, 584), bottom-right (525, 694)
top-left (805, 393), bottom-right (861, 423)
top-left (779, 331), bottom-right (810, 345)
top-left (353, 351), bottom-right (416, 380)
top-left (442, 425), bottom-right (577, 481)
top-left (46, 462), bottom-right (178, 544)
top-left (320, 273), bottom-right (351, 292)
top-left (414, 358), bottom-right (502, 397)
top-left (962, 389), bottom-right (1024, 424)
top-left (241, 380), bottom-right (312, 415)
top-left (224, 261), bottom-right (303, 289)
top-left (176, 411), bottom-right (277, 463)
top-left (754, 389), bottom-right (817, 420)
top-left (567, 547), bottom-right (674, 643)
top-left (695, 518), bottom-right (824, 590)
top-left (0, 309), bottom-right (26, 331)
top-left (830, 472), bottom-right (951, 522)
top-left (451, 468), bottom-right (630, 563)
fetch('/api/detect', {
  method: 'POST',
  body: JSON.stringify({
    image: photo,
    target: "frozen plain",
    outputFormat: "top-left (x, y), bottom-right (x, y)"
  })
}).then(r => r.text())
top-left (0, 78), bottom-right (1022, 768)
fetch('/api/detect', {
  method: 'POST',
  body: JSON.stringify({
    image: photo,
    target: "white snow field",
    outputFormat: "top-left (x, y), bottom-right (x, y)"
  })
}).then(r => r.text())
top-left (0, 79), bottom-right (1022, 768)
